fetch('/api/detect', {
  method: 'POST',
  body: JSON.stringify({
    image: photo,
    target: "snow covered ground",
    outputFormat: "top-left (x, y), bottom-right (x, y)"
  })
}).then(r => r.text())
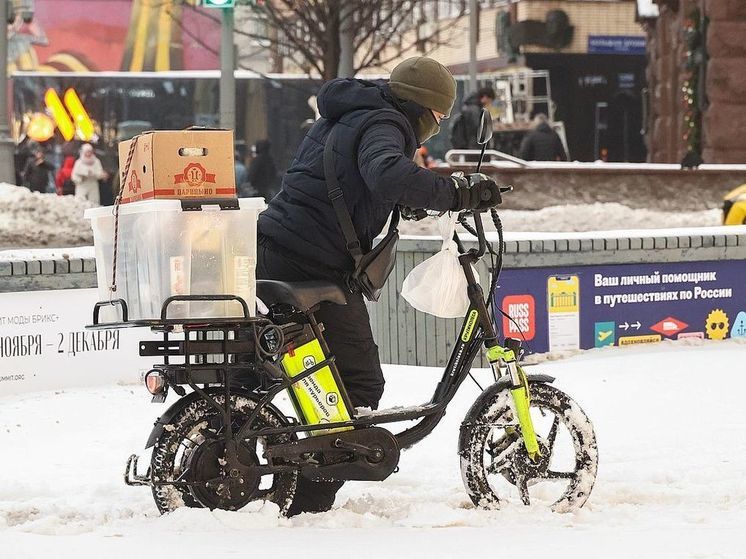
top-left (1, 339), bottom-right (744, 558)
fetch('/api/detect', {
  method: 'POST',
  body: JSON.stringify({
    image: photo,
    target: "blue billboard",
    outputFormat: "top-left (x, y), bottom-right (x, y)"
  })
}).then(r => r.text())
top-left (493, 260), bottom-right (746, 355)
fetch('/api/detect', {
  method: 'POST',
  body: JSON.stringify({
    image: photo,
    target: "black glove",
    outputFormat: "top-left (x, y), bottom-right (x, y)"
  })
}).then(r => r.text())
top-left (451, 173), bottom-right (502, 211)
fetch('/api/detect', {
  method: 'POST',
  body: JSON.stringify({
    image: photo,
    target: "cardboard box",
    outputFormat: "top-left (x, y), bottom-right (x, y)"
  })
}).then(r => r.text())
top-left (118, 129), bottom-right (236, 203)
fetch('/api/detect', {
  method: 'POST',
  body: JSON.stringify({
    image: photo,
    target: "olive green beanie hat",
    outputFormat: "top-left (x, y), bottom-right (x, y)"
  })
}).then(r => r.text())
top-left (389, 56), bottom-right (457, 117)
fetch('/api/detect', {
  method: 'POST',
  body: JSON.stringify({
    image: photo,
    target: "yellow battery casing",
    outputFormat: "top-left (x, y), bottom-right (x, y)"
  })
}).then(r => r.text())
top-left (281, 338), bottom-right (352, 435)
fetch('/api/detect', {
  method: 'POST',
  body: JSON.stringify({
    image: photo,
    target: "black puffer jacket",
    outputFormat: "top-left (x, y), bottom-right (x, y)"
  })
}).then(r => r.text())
top-left (258, 78), bottom-right (457, 271)
top-left (518, 122), bottom-right (568, 161)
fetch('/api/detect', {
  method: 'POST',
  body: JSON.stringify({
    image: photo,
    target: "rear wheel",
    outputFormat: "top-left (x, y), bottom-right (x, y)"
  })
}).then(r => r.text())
top-left (150, 394), bottom-right (297, 515)
top-left (460, 383), bottom-right (598, 512)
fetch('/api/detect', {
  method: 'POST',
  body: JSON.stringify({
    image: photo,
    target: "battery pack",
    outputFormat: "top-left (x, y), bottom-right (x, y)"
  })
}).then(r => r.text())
top-left (281, 338), bottom-right (352, 435)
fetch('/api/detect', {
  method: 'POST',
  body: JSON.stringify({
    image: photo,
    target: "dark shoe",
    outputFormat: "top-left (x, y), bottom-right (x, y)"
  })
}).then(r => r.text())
top-left (286, 476), bottom-right (344, 516)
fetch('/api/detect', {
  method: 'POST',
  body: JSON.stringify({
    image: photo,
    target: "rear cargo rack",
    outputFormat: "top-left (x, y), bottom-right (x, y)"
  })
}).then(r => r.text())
top-left (86, 294), bottom-right (259, 331)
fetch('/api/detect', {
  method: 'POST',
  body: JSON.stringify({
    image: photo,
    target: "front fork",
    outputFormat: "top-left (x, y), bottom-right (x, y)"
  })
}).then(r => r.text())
top-left (486, 342), bottom-right (541, 461)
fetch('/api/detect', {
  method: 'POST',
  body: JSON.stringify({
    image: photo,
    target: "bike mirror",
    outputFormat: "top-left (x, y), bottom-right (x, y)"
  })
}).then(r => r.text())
top-left (477, 109), bottom-right (493, 145)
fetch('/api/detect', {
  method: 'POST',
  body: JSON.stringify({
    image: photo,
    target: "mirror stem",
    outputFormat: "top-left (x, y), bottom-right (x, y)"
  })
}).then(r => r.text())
top-left (475, 143), bottom-right (487, 174)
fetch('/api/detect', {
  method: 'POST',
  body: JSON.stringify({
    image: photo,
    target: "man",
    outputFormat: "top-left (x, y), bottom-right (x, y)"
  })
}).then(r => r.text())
top-left (22, 146), bottom-right (55, 193)
top-left (450, 86), bottom-right (496, 150)
top-left (518, 113), bottom-right (568, 161)
top-left (247, 140), bottom-right (279, 201)
top-left (257, 56), bottom-right (500, 516)
top-left (234, 149), bottom-right (248, 194)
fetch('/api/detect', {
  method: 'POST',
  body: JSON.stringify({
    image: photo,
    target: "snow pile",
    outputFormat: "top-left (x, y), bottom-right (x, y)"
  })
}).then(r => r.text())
top-left (0, 183), bottom-right (726, 250)
top-left (1, 340), bottom-right (745, 558)
top-left (0, 183), bottom-right (94, 249)
top-left (399, 203), bottom-right (722, 235)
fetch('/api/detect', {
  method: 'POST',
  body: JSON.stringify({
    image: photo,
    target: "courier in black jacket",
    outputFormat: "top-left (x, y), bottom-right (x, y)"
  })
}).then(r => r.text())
top-left (257, 57), bottom-right (499, 516)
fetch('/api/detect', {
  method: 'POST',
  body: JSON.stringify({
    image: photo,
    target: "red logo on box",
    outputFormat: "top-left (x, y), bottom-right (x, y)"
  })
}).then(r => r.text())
top-left (502, 295), bottom-right (535, 340)
top-left (127, 170), bottom-right (141, 193)
top-left (650, 316), bottom-right (688, 337)
top-left (174, 163), bottom-right (216, 187)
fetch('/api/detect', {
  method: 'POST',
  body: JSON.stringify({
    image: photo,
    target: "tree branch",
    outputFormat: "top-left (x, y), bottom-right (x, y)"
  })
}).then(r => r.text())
top-left (180, 0), bottom-right (466, 79)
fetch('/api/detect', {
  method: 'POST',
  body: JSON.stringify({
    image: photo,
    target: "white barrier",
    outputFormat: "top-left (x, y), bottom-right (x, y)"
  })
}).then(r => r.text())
top-left (0, 288), bottom-right (158, 396)
top-left (3, 224), bottom-right (746, 391)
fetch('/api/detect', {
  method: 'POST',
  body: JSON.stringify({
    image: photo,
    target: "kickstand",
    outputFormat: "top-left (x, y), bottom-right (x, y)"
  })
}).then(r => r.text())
top-left (124, 454), bottom-right (151, 487)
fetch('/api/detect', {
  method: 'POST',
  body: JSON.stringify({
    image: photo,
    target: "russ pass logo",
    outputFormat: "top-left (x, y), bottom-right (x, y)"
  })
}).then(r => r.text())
top-left (502, 295), bottom-right (535, 340)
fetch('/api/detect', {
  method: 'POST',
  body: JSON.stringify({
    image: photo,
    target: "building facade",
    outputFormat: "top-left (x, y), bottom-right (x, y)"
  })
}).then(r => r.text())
top-left (644, 0), bottom-right (746, 164)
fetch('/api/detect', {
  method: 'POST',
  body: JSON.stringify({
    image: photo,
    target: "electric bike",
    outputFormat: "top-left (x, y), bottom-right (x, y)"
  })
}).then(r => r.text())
top-left (89, 110), bottom-right (597, 515)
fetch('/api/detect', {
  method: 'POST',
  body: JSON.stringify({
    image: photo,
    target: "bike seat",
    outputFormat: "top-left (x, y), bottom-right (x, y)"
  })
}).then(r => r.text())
top-left (256, 280), bottom-right (347, 311)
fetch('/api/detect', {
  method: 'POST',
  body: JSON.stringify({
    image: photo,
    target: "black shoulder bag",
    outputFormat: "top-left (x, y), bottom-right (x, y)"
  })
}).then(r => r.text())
top-left (323, 126), bottom-right (399, 302)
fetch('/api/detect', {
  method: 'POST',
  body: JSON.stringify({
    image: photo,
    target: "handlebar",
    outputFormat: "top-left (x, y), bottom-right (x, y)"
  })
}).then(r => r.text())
top-left (455, 184), bottom-right (512, 259)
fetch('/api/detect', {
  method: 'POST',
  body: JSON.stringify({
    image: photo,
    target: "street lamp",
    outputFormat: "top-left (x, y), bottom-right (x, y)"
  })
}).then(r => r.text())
top-left (0, 0), bottom-right (33, 184)
top-left (202, 0), bottom-right (236, 130)
top-left (0, 0), bottom-right (34, 184)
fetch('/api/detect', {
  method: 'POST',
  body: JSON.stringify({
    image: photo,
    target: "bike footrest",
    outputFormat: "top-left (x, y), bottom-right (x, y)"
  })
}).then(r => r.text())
top-left (124, 454), bottom-right (151, 487)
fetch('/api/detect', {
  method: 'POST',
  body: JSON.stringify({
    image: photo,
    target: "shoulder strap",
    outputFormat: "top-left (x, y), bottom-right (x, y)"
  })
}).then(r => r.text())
top-left (324, 125), bottom-right (364, 265)
top-left (324, 124), bottom-right (400, 265)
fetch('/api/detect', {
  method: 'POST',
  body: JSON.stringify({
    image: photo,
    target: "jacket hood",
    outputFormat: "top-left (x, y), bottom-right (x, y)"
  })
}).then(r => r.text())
top-left (317, 78), bottom-right (394, 120)
top-left (536, 122), bottom-right (553, 133)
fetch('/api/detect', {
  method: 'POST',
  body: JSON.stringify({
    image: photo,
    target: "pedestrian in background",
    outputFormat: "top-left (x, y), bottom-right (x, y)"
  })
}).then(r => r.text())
top-left (55, 155), bottom-right (76, 196)
top-left (72, 143), bottom-right (107, 205)
top-left (22, 145), bottom-right (55, 193)
top-left (413, 145), bottom-right (434, 168)
top-left (234, 149), bottom-right (249, 194)
top-left (247, 139), bottom-right (279, 201)
top-left (449, 86), bottom-right (496, 150)
top-left (518, 113), bottom-right (568, 161)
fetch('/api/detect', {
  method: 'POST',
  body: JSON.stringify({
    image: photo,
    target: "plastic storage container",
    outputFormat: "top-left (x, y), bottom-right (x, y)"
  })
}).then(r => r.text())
top-left (85, 198), bottom-right (265, 323)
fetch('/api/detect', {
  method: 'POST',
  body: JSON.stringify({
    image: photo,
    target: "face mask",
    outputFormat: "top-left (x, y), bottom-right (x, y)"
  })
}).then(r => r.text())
top-left (391, 93), bottom-right (442, 145)
top-left (415, 109), bottom-right (440, 144)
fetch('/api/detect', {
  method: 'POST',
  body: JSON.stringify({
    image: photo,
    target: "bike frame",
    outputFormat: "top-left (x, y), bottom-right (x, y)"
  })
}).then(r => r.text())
top-left (97, 210), bottom-right (541, 463)
top-left (235, 210), bottom-right (540, 458)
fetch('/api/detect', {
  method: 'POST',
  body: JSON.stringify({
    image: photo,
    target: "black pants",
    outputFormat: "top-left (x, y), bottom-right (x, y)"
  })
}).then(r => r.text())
top-left (256, 237), bottom-right (385, 514)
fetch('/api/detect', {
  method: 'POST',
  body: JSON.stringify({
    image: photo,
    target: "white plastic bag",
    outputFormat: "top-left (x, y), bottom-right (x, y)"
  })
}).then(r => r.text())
top-left (401, 213), bottom-right (478, 318)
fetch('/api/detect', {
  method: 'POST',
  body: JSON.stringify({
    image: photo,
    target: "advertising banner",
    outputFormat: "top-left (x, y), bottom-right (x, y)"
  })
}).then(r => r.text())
top-left (0, 289), bottom-right (158, 396)
top-left (10, 0), bottom-right (219, 73)
top-left (494, 260), bottom-right (746, 354)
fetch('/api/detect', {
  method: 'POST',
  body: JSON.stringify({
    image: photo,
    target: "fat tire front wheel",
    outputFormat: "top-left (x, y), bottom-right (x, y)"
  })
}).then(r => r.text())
top-left (460, 383), bottom-right (598, 512)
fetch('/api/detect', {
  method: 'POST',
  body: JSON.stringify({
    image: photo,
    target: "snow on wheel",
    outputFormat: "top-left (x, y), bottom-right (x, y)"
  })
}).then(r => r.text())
top-left (460, 382), bottom-right (598, 512)
top-left (149, 394), bottom-right (297, 515)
